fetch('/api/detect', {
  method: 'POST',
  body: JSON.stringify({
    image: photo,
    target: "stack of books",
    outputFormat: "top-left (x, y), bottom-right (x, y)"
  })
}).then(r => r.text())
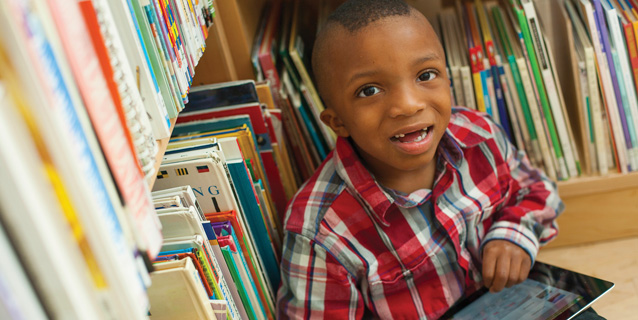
top-left (437, 0), bottom-right (638, 179)
top-left (0, 0), bottom-right (213, 318)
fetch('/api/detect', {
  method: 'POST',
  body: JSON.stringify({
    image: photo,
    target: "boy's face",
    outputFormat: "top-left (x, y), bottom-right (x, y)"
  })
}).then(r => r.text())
top-left (318, 12), bottom-right (452, 179)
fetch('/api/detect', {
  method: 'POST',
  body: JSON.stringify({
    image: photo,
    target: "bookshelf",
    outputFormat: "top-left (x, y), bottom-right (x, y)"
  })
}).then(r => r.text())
top-left (149, 118), bottom-right (178, 189)
top-left (408, 0), bottom-right (638, 248)
top-left (2, 0), bottom-right (637, 318)
top-left (198, 0), bottom-right (638, 248)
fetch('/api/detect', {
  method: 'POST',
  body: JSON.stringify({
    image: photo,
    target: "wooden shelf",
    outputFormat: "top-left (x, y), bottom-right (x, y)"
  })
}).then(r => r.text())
top-left (148, 118), bottom-right (177, 189)
top-left (557, 171), bottom-right (638, 199)
top-left (547, 171), bottom-right (638, 248)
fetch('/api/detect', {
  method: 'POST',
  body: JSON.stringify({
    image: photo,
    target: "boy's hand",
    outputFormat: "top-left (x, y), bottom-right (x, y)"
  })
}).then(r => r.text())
top-left (481, 240), bottom-right (531, 293)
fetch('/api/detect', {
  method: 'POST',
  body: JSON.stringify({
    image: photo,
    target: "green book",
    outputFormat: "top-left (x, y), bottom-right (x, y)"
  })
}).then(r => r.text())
top-left (492, 7), bottom-right (537, 143)
top-left (131, 0), bottom-right (179, 118)
top-left (512, 3), bottom-right (567, 179)
top-left (220, 245), bottom-right (258, 320)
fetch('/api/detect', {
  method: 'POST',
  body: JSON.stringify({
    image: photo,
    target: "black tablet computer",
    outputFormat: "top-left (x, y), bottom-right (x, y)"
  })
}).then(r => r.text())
top-left (439, 261), bottom-right (614, 320)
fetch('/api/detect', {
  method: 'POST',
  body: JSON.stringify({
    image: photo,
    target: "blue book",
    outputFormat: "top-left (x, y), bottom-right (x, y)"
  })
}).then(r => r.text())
top-left (212, 222), bottom-right (267, 319)
top-left (494, 64), bottom-right (514, 143)
top-left (217, 138), bottom-right (280, 293)
top-left (480, 69), bottom-right (494, 116)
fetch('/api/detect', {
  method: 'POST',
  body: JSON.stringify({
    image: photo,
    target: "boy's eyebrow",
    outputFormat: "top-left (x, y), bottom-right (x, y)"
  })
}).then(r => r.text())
top-left (346, 53), bottom-right (443, 87)
top-left (412, 53), bottom-right (442, 67)
top-left (347, 70), bottom-right (380, 87)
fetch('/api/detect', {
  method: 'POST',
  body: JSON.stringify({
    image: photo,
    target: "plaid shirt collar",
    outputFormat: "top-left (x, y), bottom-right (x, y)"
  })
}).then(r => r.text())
top-left (332, 111), bottom-right (493, 225)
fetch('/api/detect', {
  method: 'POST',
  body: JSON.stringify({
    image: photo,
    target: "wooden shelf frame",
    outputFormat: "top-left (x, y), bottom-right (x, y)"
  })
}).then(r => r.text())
top-left (148, 118), bottom-right (177, 189)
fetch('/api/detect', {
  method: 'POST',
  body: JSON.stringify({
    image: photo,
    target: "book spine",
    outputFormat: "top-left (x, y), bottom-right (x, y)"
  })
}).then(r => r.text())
top-left (509, 55), bottom-right (542, 165)
top-left (583, 0), bottom-right (629, 172)
top-left (516, 56), bottom-right (557, 180)
top-left (500, 60), bottom-right (528, 151)
top-left (516, 5), bottom-right (567, 179)
top-left (610, 10), bottom-right (638, 170)
top-left (48, 0), bottom-right (164, 259)
top-left (584, 47), bottom-right (608, 174)
top-left (625, 22), bottom-right (638, 93)
top-left (594, 0), bottom-right (634, 170)
top-left (142, 1), bottom-right (185, 112)
top-left (522, 0), bottom-right (578, 178)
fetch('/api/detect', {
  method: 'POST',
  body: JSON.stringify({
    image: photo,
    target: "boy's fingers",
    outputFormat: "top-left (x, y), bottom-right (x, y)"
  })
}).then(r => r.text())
top-left (482, 249), bottom-right (497, 288)
top-left (490, 256), bottom-right (510, 293)
top-left (506, 256), bottom-right (522, 288)
top-left (518, 257), bottom-right (532, 283)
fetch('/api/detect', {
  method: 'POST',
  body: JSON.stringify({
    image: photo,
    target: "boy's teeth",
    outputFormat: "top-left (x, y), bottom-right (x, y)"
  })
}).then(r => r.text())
top-left (393, 127), bottom-right (428, 139)
top-left (393, 127), bottom-right (429, 142)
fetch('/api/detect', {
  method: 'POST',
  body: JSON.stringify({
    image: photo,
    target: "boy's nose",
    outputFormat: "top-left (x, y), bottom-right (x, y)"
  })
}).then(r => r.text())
top-left (388, 85), bottom-right (425, 118)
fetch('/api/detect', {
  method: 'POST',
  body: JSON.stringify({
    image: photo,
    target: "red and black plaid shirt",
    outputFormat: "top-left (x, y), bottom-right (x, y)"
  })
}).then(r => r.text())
top-left (277, 108), bottom-right (562, 319)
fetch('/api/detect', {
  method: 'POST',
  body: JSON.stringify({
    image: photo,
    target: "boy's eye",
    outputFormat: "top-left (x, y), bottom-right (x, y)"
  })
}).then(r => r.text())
top-left (417, 71), bottom-right (437, 82)
top-left (357, 86), bottom-right (381, 97)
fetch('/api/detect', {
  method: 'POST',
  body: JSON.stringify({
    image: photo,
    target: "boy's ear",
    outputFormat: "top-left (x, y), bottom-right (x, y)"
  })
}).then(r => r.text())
top-left (320, 109), bottom-right (350, 138)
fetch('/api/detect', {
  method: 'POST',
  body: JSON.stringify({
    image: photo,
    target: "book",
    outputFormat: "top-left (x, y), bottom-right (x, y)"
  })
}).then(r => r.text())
top-left (565, 0), bottom-right (609, 174)
top-left (179, 80), bottom-right (288, 217)
top-left (581, 0), bottom-right (631, 172)
top-left (172, 117), bottom-right (282, 237)
top-left (130, 0), bottom-right (181, 118)
top-left (81, 0), bottom-right (160, 180)
top-left (491, 5), bottom-right (542, 166)
top-left (46, 0), bottom-right (164, 259)
top-left (0, 38), bottom-right (112, 318)
top-left (521, 0), bottom-right (580, 178)
top-left (103, 0), bottom-right (172, 139)
top-left (288, 0), bottom-right (336, 149)
top-left (603, 0), bottom-right (638, 170)
top-left (155, 206), bottom-right (242, 319)
top-left (0, 217), bottom-right (47, 320)
top-left (213, 221), bottom-right (268, 320)
top-left (511, 2), bottom-right (567, 179)
top-left (154, 139), bottom-right (281, 297)
top-left (1, 4), bottom-right (152, 318)
top-left (148, 257), bottom-right (216, 320)
top-left (476, 0), bottom-right (515, 141)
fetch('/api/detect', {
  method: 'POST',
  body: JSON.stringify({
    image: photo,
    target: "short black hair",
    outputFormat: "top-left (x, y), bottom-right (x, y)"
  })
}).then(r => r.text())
top-left (327, 0), bottom-right (412, 32)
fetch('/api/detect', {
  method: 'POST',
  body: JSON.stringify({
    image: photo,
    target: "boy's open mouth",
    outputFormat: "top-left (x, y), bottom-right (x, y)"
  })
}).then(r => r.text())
top-left (390, 126), bottom-right (432, 143)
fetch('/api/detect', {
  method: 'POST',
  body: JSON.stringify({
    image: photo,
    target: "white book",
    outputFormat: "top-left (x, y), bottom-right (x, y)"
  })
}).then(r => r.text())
top-left (586, 44), bottom-right (608, 174)
top-left (565, 0), bottom-right (609, 175)
top-left (499, 56), bottom-right (527, 151)
top-left (1, 1), bottom-right (153, 318)
top-left (90, 0), bottom-right (159, 180)
top-left (148, 258), bottom-right (215, 320)
top-left (516, 57), bottom-right (557, 180)
top-left (545, 33), bottom-right (583, 177)
top-left (522, 0), bottom-right (578, 178)
top-left (450, 7), bottom-right (477, 110)
top-left (581, 0), bottom-right (629, 173)
top-left (0, 68), bottom-right (104, 319)
top-left (158, 138), bottom-right (278, 309)
top-left (157, 208), bottom-right (243, 320)
top-left (0, 87), bottom-right (48, 320)
top-left (103, 0), bottom-right (171, 140)
top-left (604, 2), bottom-right (638, 170)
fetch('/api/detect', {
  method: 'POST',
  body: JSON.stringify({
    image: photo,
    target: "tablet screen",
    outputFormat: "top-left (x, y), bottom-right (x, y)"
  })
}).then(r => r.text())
top-left (440, 261), bottom-right (614, 320)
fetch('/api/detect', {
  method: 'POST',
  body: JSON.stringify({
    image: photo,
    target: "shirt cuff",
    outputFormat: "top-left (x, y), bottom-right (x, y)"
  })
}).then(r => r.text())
top-left (481, 221), bottom-right (540, 266)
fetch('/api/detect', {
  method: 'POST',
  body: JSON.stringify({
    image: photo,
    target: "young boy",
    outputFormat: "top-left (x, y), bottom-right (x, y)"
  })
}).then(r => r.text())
top-left (277, 0), bottom-right (564, 318)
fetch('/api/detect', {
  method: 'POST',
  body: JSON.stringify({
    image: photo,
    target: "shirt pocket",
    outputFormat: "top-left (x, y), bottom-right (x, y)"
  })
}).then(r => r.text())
top-left (366, 254), bottom-right (448, 318)
top-left (467, 179), bottom-right (512, 226)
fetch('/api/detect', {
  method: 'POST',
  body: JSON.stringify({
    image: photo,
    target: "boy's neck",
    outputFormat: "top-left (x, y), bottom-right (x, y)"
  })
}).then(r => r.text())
top-left (373, 163), bottom-right (437, 194)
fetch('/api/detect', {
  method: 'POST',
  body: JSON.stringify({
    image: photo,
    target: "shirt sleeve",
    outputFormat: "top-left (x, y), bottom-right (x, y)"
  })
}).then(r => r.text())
top-left (277, 231), bottom-right (365, 319)
top-left (481, 121), bottom-right (564, 264)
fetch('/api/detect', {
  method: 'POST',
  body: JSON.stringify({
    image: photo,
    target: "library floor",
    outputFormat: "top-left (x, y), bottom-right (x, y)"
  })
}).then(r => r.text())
top-left (536, 237), bottom-right (638, 319)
